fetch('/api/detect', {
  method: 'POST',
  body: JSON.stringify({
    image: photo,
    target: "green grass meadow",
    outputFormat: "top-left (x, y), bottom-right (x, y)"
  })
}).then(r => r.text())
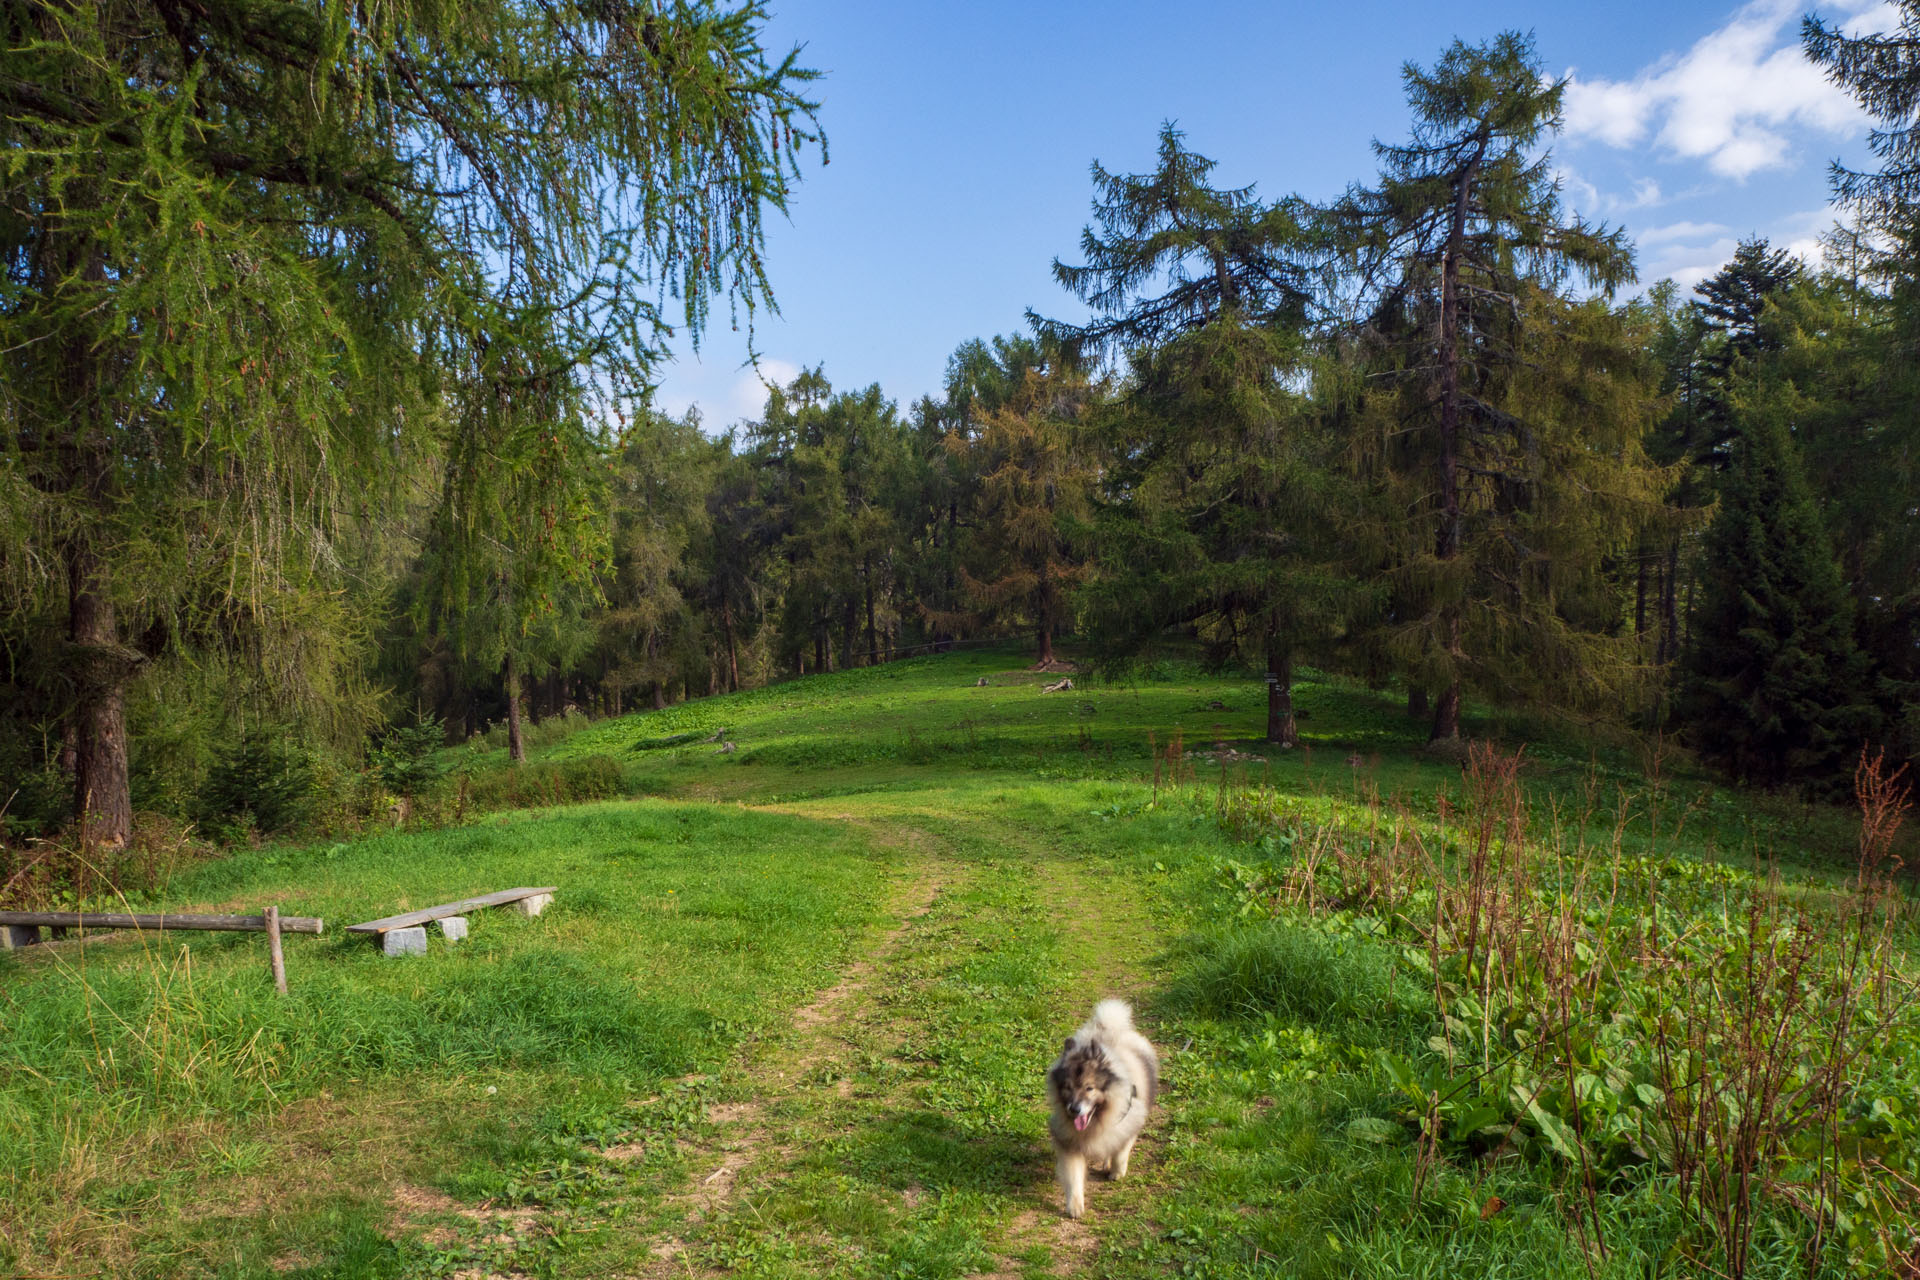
top-left (3, 648), bottom-right (1914, 1278)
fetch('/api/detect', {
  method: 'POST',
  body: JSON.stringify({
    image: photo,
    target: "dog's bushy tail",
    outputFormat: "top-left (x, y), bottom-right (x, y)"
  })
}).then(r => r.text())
top-left (1089, 998), bottom-right (1134, 1035)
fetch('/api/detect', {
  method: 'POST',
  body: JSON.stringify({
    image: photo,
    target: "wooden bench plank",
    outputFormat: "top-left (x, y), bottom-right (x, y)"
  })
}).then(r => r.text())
top-left (345, 887), bottom-right (558, 934)
top-left (0, 910), bottom-right (324, 935)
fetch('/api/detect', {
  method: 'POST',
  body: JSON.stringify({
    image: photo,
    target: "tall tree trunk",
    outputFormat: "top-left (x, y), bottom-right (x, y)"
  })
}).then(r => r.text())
top-left (1265, 639), bottom-right (1298, 748)
top-left (68, 544), bottom-right (134, 848)
top-left (1428, 135), bottom-right (1486, 745)
top-left (1432, 667), bottom-right (1463, 743)
top-left (863, 557), bottom-right (878, 666)
top-left (1034, 566), bottom-right (1056, 666)
top-left (504, 652), bottom-right (526, 765)
top-left (651, 681), bottom-right (665, 710)
top-left (939, 500), bottom-right (959, 647)
top-left (721, 601), bottom-right (739, 691)
top-left (1659, 537), bottom-right (1682, 665)
top-left (816, 625), bottom-right (829, 673)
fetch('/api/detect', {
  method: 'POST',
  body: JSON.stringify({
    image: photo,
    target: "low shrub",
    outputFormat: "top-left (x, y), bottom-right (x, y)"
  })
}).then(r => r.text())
top-left (559, 754), bottom-right (625, 800)
top-left (199, 733), bottom-right (317, 836)
top-left (462, 754), bottom-right (629, 812)
top-left (368, 722), bottom-right (449, 799)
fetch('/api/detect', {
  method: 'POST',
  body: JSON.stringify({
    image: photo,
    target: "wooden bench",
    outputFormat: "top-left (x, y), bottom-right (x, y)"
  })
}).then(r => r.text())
top-left (0, 908), bottom-right (324, 994)
top-left (346, 886), bottom-right (556, 956)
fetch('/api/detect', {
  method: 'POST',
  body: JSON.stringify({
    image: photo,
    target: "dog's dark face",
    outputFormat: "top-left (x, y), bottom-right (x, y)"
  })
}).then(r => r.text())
top-left (1051, 1040), bottom-right (1118, 1132)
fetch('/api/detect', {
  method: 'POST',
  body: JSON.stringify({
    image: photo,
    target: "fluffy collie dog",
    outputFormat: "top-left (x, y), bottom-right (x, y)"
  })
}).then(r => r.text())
top-left (1046, 999), bottom-right (1159, 1218)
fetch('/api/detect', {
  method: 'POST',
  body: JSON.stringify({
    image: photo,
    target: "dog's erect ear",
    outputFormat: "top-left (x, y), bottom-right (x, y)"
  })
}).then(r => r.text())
top-left (1062, 1036), bottom-right (1076, 1054)
top-left (1048, 1064), bottom-right (1066, 1088)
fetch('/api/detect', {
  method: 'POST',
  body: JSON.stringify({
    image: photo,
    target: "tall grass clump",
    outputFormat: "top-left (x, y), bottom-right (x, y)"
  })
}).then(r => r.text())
top-left (1206, 740), bottom-right (1919, 1278)
top-left (1168, 920), bottom-right (1424, 1042)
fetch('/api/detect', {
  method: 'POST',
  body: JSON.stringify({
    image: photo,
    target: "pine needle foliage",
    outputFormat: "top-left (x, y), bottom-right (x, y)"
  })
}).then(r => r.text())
top-left (1321, 32), bottom-right (1662, 740)
top-left (0, 0), bottom-right (822, 831)
top-left (1032, 122), bottom-right (1313, 358)
top-left (1678, 410), bottom-right (1879, 793)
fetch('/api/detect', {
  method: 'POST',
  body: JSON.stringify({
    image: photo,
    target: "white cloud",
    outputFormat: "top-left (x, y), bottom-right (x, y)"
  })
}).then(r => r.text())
top-left (1637, 206), bottom-right (1843, 291)
top-left (1563, 0), bottom-right (1886, 180)
top-left (1638, 219), bottom-right (1733, 244)
top-left (721, 358), bottom-right (800, 425)
top-left (1556, 167), bottom-right (1664, 220)
top-left (1623, 177), bottom-right (1665, 209)
top-left (652, 355), bottom-right (800, 433)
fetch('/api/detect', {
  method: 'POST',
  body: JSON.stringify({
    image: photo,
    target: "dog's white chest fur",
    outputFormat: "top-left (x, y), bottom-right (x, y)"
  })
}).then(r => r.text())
top-left (1046, 999), bottom-right (1159, 1218)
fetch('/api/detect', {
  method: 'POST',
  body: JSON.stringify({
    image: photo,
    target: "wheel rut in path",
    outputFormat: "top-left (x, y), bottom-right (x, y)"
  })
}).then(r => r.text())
top-left (979, 833), bottom-right (1169, 1279)
top-left (638, 823), bottom-right (951, 1277)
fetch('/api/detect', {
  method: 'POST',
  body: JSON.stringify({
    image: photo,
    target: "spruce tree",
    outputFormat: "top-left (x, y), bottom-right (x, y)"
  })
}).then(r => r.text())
top-left (1804, 5), bottom-right (1920, 230)
top-left (1679, 410), bottom-right (1877, 790)
top-left (1691, 239), bottom-right (1804, 464)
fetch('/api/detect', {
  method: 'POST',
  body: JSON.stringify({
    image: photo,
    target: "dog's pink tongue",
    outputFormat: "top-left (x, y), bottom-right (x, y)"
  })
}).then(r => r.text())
top-left (1073, 1113), bottom-right (1090, 1132)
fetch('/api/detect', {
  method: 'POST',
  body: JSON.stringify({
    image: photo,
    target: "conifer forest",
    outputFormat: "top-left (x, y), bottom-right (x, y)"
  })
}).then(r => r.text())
top-left (3, 9), bottom-right (1916, 843)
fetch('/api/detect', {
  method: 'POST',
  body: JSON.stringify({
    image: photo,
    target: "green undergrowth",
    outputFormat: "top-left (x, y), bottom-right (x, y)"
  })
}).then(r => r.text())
top-left (2, 646), bottom-right (1913, 1277)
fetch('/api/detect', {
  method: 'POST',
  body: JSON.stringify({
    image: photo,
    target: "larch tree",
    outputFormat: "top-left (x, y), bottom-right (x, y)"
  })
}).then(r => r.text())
top-left (596, 409), bottom-right (718, 716)
top-left (911, 336), bottom-right (1049, 647)
top-left (1036, 123), bottom-right (1367, 745)
top-left (1321, 32), bottom-right (1660, 742)
top-left (949, 347), bottom-right (1095, 667)
top-left (0, 0), bottom-right (821, 837)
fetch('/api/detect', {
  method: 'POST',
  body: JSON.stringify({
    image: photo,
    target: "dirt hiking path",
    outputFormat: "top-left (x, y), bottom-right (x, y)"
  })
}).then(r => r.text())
top-left (624, 800), bottom-right (1171, 1280)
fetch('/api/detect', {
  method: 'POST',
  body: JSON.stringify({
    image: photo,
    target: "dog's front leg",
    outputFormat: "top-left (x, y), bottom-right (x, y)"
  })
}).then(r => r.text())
top-left (1057, 1151), bottom-right (1087, 1218)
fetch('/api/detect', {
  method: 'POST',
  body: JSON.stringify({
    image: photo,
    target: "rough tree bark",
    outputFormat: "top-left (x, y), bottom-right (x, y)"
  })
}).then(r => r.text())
top-left (863, 557), bottom-right (878, 666)
top-left (1265, 639), bottom-right (1298, 748)
top-left (1034, 565), bottom-right (1056, 666)
top-left (67, 543), bottom-right (135, 848)
top-left (504, 652), bottom-right (526, 765)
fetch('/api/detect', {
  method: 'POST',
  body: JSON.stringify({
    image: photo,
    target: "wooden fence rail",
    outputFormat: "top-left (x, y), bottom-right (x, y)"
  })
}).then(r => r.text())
top-left (0, 911), bottom-right (323, 934)
top-left (0, 909), bottom-right (322, 995)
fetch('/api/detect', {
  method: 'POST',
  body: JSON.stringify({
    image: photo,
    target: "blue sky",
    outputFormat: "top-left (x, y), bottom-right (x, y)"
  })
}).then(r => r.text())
top-left (650, 0), bottom-right (1893, 431)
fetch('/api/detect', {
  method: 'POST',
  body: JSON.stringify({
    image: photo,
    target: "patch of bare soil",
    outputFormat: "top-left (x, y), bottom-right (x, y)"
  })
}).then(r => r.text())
top-left (389, 1182), bottom-right (542, 1242)
top-left (994, 1206), bottom-right (1099, 1278)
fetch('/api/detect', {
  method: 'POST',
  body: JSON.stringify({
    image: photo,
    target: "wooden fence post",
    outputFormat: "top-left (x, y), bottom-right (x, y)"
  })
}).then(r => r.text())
top-left (266, 905), bottom-right (287, 996)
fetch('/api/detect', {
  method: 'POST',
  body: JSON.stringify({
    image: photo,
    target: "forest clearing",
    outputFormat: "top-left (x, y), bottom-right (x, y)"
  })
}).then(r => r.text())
top-left (3, 649), bottom-right (1915, 1278)
top-left (7, 1), bottom-right (1920, 1277)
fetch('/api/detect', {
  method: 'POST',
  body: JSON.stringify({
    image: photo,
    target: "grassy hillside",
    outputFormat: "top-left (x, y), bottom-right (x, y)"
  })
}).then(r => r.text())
top-left (2, 649), bottom-right (1913, 1278)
